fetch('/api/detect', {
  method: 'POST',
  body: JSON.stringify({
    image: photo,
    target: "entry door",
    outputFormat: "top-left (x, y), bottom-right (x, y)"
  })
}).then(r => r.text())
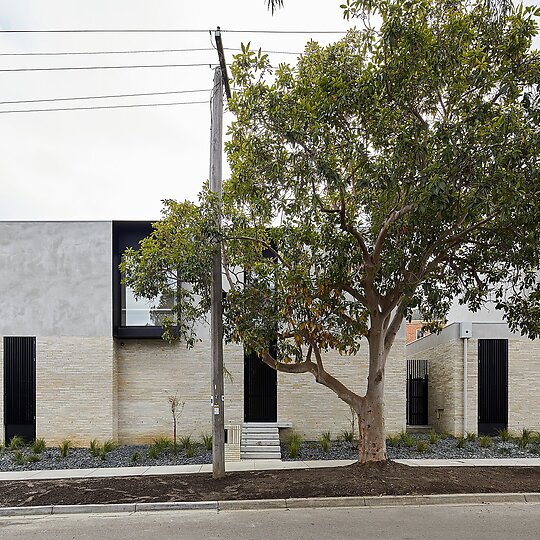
top-left (478, 339), bottom-right (508, 436)
top-left (4, 337), bottom-right (36, 443)
top-left (244, 350), bottom-right (277, 422)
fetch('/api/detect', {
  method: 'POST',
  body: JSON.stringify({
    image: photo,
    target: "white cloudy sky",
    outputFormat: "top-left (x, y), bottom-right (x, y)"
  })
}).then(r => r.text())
top-left (0, 1), bottom-right (352, 221)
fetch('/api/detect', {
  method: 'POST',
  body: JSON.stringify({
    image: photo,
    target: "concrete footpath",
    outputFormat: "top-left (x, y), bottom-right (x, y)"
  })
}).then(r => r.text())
top-left (1, 457), bottom-right (540, 482)
top-left (0, 458), bottom-right (539, 517)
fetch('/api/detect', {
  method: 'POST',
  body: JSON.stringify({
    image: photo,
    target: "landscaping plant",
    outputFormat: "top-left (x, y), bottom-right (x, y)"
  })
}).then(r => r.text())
top-left (286, 433), bottom-right (302, 458)
top-left (59, 440), bottom-right (72, 459)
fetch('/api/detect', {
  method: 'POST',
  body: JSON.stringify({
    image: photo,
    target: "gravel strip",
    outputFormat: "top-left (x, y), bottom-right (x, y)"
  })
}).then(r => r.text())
top-left (2, 433), bottom-right (539, 471)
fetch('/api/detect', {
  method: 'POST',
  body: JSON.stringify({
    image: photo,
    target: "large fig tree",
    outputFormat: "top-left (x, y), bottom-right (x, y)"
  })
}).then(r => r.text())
top-left (123, 0), bottom-right (540, 463)
top-left (223, 0), bottom-right (540, 462)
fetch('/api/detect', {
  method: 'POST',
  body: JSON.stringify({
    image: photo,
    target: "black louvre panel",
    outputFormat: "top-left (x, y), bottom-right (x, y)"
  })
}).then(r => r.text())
top-left (406, 359), bottom-right (428, 425)
top-left (4, 336), bottom-right (36, 443)
top-left (478, 339), bottom-right (508, 436)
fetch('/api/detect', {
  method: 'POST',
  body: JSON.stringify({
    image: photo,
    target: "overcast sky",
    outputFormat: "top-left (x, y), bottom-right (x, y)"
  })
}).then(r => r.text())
top-left (0, 1), bottom-right (352, 221)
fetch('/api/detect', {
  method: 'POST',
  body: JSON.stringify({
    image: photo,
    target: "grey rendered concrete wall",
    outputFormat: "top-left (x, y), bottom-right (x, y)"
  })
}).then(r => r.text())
top-left (277, 339), bottom-right (407, 440)
top-left (0, 222), bottom-right (114, 444)
top-left (115, 339), bottom-right (244, 444)
top-left (0, 221), bottom-right (112, 337)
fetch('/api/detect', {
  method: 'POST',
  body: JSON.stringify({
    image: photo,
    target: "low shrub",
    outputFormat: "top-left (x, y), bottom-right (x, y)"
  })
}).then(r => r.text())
top-left (31, 438), bottom-right (46, 454)
top-left (27, 454), bottom-right (40, 463)
top-left (400, 432), bottom-right (415, 448)
top-left (478, 436), bottom-right (492, 448)
top-left (13, 450), bottom-right (25, 465)
top-left (386, 434), bottom-right (401, 447)
top-left (320, 432), bottom-right (332, 453)
top-left (148, 437), bottom-right (172, 459)
top-left (185, 445), bottom-right (197, 458)
top-left (438, 432), bottom-right (449, 440)
top-left (89, 439), bottom-right (101, 458)
top-left (416, 440), bottom-right (429, 453)
top-left (59, 439), bottom-right (72, 459)
top-left (129, 451), bottom-right (141, 464)
top-left (496, 429), bottom-right (510, 442)
top-left (201, 434), bottom-right (213, 451)
top-left (466, 432), bottom-right (477, 442)
top-left (286, 433), bottom-right (302, 458)
top-left (456, 436), bottom-right (465, 449)
top-left (179, 435), bottom-right (192, 450)
top-left (428, 430), bottom-right (438, 445)
top-left (341, 430), bottom-right (354, 443)
top-left (9, 435), bottom-right (25, 450)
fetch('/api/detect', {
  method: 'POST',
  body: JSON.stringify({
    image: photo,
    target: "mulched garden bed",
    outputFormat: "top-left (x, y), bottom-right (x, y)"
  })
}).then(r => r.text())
top-left (1, 461), bottom-right (539, 507)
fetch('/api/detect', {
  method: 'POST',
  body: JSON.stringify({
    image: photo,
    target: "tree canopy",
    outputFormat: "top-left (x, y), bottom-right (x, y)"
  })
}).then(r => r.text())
top-left (123, 0), bottom-right (540, 462)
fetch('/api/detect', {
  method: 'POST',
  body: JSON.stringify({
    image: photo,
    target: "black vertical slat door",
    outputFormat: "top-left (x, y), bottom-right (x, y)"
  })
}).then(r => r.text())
top-left (478, 339), bottom-right (508, 436)
top-left (406, 359), bottom-right (429, 425)
top-left (4, 337), bottom-right (36, 443)
top-left (244, 350), bottom-right (277, 422)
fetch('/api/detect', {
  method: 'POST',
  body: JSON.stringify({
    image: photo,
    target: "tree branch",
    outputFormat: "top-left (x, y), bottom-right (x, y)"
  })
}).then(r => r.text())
top-left (372, 204), bottom-right (413, 266)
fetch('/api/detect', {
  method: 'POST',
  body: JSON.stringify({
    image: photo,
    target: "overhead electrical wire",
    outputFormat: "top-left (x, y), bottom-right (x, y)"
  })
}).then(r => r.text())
top-left (0, 88), bottom-right (212, 105)
top-left (0, 63), bottom-right (218, 72)
top-left (0, 28), bottom-right (347, 35)
top-left (0, 48), bottom-right (216, 56)
top-left (0, 100), bottom-right (208, 114)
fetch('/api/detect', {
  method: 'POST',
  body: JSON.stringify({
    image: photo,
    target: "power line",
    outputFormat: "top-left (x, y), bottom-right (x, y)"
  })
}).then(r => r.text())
top-left (0, 101), bottom-right (208, 114)
top-left (0, 63), bottom-right (218, 72)
top-left (221, 29), bottom-right (347, 34)
top-left (0, 48), bottom-right (215, 56)
top-left (225, 47), bottom-right (301, 55)
top-left (0, 29), bottom-right (211, 33)
top-left (0, 28), bottom-right (347, 35)
top-left (0, 89), bottom-right (212, 105)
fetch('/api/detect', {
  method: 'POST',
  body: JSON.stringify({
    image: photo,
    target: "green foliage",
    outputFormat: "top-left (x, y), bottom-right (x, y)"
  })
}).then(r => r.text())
top-left (185, 445), bottom-right (197, 458)
top-left (386, 434), bottom-right (401, 447)
top-left (179, 435), bottom-right (193, 450)
top-left (31, 438), bottom-right (46, 454)
top-left (456, 436), bottom-right (465, 449)
top-left (428, 430), bottom-right (438, 445)
top-left (516, 430), bottom-right (531, 450)
top-left (497, 429), bottom-right (511, 442)
top-left (13, 450), bottom-right (25, 466)
top-left (201, 434), bottom-right (213, 451)
top-left (9, 435), bottom-right (25, 450)
top-left (415, 440), bottom-right (429, 453)
top-left (130, 451), bottom-right (141, 464)
top-left (466, 432), bottom-right (477, 442)
top-left (320, 432), bottom-right (332, 453)
top-left (149, 437), bottom-right (172, 459)
top-left (27, 454), bottom-right (40, 463)
top-left (287, 433), bottom-right (303, 458)
top-left (89, 439), bottom-right (101, 458)
top-left (59, 440), bottom-right (72, 459)
top-left (400, 432), bottom-right (415, 448)
top-left (103, 440), bottom-right (117, 454)
top-left (478, 436), bottom-right (492, 448)
top-left (438, 432), bottom-right (448, 440)
top-left (341, 430), bottom-right (354, 443)
top-left (121, 0), bottom-right (540, 459)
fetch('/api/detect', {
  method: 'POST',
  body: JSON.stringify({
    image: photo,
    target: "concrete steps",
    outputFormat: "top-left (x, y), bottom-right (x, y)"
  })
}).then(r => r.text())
top-left (241, 423), bottom-right (282, 460)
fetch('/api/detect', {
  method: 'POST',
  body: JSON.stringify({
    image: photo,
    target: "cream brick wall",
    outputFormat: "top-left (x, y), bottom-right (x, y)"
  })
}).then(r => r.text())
top-left (411, 334), bottom-right (540, 436)
top-left (36, 337), bottom-right (115, 446)
top-left (277, 339), bottom-right (406, 440)
top-left (508, 339), bottom-right (540, 433)
top-left (115, 339), bottom-right (244, 444)
top-left (413, 339), bottom-right (477, 436)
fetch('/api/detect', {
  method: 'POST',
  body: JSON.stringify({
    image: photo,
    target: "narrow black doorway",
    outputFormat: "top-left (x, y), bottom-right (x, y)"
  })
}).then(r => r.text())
top-left (244, 351), bottom-right (277, 423)
top-left (4, 337), bottom-right (36, 443)
top-left (478, 339), bottom-right (508, 436)
top-left (406, 359), bottom-right (428, 425)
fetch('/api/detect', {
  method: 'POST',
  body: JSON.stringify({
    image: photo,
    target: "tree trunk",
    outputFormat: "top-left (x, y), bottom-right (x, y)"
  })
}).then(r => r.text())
top-left (356, 319), bottom-right (388, 463)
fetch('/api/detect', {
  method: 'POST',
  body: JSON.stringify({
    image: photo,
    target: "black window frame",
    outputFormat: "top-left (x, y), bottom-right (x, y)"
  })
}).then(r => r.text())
top-left (112, 221), bottom-right (170, 339)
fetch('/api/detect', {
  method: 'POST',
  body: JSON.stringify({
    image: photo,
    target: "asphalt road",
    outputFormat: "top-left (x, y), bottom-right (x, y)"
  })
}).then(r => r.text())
top-left (1, 503), bottom-right (539, 539)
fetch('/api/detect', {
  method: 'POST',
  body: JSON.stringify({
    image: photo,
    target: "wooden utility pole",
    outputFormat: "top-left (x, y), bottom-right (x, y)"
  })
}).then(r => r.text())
top-left (209, 65), bottom-right (225, 479)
